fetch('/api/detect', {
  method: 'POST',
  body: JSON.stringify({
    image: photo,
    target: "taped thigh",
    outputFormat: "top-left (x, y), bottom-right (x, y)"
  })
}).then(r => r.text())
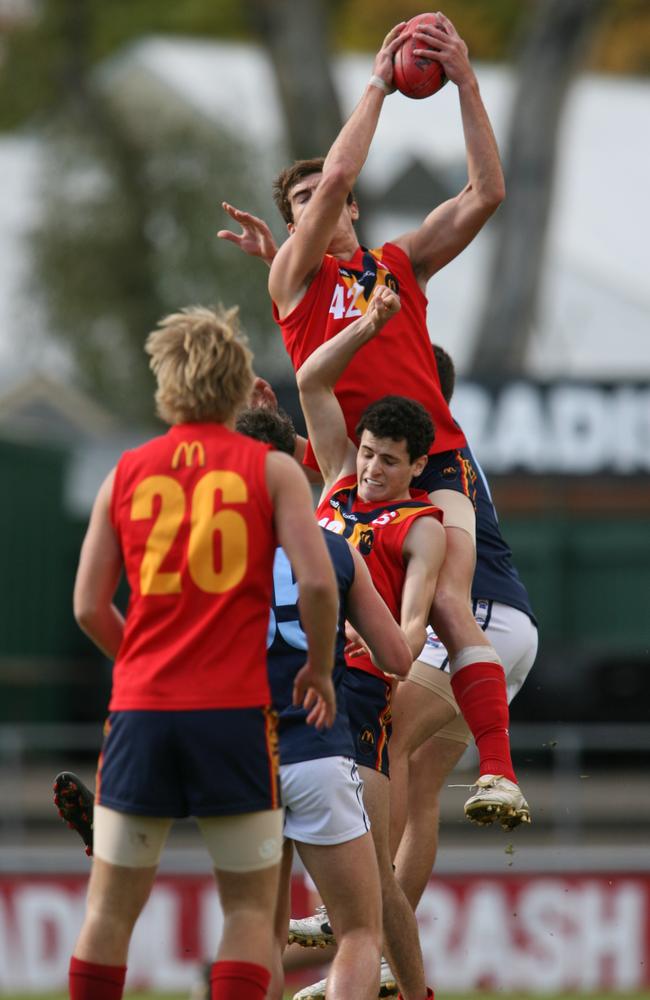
top-left (408, 660), bottom-right (460, 713)
top-left (408, 662), bottom-right (473, 746)
top-left (196, 808), bottom-right (283, 873)
top-left (93, 804), bottom-right (172, 868)
top-left (434, 712), bottom-right (472, 746)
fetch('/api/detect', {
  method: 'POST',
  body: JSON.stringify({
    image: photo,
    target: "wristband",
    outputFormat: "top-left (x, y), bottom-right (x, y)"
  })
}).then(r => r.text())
top-left (368, 74), bottom-right (390, 95)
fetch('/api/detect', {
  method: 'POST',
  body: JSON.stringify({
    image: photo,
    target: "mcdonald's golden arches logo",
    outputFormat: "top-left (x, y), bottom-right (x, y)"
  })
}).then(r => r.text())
top-left (359, 727), bottom-right (375, 747)
top-left (171, 441), bottom-right (206, 469)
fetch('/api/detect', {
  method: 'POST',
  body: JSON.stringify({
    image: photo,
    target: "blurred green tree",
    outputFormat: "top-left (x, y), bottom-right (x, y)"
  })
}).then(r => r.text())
top-left (243, 0), bottom-right (344, 160)
top-left (1, 0), bottom-right (645, 130)
top-left (4, 0), bottom-right (648, 416)
top-left (24, 0), bottom-right (279, 423)
top-left (30, 102), bottom-right (277, 423)
top-left (0, 0), bottom-right (250, 128)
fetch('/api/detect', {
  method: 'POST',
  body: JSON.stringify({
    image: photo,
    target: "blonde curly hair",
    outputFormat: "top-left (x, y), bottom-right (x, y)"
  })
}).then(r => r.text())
top-left (145, 305), bottom-right (254, 425)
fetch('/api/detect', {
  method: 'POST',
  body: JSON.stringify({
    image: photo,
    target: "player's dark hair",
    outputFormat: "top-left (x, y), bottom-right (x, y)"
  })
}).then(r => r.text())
top-left (356, 396), bottom-right (434, 462)
top-left (273, 157), bottom-right (355, 224)
top-left (236, 406), bottom-right (296, 456)
top-left (432, 344), bottom-right (456, 404)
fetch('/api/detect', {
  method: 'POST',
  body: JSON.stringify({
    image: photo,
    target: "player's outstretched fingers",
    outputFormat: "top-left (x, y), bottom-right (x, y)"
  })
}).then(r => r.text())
top-left (250, 376), bottom-right (278, 410)
top-left (381, 21), bottom-right (408, 50)
top-left (217, 201), bottom-right (242, 238)
top-left (434, 11), bottom-right (458, 36)
top-left (416, 14), bottom-right (469, 84)
top-left (217, 202), bottom-right (277, 262)
top-left (374, 21), bottom-right (408, 92)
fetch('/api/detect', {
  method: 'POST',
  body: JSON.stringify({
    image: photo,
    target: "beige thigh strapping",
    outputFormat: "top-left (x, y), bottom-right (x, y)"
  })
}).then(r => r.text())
top-left (407, 661), bottom-right (471, 746)
top-left (435, 712), bottom-right (471, 746)
top-left (93, 804), bottom-right (172, 868)
top-left (197, 809), bottom-right (284, 872)
top-left (430, 489), bottom-right (476, 543)
top-left (93, 804), bottom-right (284, 872)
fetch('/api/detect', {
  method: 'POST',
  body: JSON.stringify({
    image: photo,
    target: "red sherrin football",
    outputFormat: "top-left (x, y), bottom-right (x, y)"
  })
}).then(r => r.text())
top-left (393, 13), bottom-right (447, 100)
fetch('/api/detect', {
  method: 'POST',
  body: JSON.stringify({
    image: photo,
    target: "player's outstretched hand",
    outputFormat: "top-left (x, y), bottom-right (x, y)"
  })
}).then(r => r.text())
top-left (217, 202), bottom-right (278, 264)
top-left (413, 12), bottom-right (471, 87)
top-left (366, 284), bottom-right (401, 333)
top-left (372, 21), bottom-right (408, 94)
top-left (250, 376), bottom-right (279, 411)
top-left (293, 665), bottom-right (336, 730)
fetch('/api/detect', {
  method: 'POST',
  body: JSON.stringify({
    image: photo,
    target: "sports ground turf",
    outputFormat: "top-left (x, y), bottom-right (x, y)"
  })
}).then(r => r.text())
top-left (7, 994), bottom-right (650, 1000)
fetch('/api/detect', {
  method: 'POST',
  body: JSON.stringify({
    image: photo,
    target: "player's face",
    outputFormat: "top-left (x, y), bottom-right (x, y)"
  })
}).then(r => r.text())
top-left (356, 431), bottom-right (422, 503)
top-left (287, 173), bottom-right (358, 244)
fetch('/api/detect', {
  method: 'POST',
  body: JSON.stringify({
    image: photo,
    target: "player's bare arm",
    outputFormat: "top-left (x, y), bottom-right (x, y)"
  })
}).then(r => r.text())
top-left (269, 23), bottom-right (407, 317)
top-left (346, 546), bottom-right (412, 678)
top-left (320, 20), bottom-right (406, 179)
top-left (399, 515), bottom-right (447, 659)
top-left (297, 286), bottom-right (400, 490)
top-left (392, 12), bottom-right (505, 287)
top-left (73, 469), bottom-right (124, 660)
top-left (266, 450), bottom-right (338, 727)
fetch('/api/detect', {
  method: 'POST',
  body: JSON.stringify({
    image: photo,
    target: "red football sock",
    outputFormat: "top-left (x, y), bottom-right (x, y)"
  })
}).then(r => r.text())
top-left (69, 956), bottom-right (126, 1000)
top-left (210, 959), bottom-right (270, 1000)
top-left (450, 661), bottom-right (516, 782)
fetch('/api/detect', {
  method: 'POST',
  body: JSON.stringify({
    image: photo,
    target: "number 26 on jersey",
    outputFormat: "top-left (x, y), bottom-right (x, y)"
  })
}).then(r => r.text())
top-left (131, 471), bottom-right (248, 596)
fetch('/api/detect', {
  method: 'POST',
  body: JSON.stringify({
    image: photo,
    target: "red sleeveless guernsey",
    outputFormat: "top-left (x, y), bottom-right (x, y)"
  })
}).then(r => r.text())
top-left (109, 423), bottom-right (276, 711)
top-left (273, 242), bottom-right (466, 471)
top-left (316, 475), bottom-right (443, 680)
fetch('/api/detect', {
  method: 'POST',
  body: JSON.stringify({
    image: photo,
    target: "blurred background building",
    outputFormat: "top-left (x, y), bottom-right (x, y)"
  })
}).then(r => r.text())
top-left (0, 0), bottom-right (648, 993)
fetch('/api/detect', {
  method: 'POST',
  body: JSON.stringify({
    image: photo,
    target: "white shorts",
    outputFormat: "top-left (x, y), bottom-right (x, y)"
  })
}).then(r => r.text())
top-left (280, 756), bottom-right (370, 846)
top-left (415, 600), bottom-right (538, 704)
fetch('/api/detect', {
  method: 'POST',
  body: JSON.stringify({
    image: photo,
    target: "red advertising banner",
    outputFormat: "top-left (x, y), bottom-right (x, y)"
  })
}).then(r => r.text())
top-left (0, 872), bottom-right (648, 992)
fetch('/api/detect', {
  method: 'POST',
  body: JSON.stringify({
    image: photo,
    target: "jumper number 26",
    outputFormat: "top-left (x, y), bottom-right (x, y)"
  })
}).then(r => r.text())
top-left (131, 471), bottom-right (248, 596)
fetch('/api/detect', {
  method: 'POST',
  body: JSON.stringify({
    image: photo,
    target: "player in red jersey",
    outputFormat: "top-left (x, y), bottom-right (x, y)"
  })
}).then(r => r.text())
top-left (392, 344), bottom-right (536, 921)
top-left (296, 285), bottom-right (444, 1000)
top-left (218, 12), bottom-right (528, 828)
top-left (68, 306), bottom-right (339, 1000)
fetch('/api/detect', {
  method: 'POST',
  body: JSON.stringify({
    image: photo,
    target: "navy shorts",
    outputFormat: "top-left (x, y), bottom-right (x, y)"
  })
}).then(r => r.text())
top-left (411, 446), bottom-right (478, 507)
top-left (96, 707), bottom-right (280, 818)
top-left (342, 668), bottom-right (392, 777)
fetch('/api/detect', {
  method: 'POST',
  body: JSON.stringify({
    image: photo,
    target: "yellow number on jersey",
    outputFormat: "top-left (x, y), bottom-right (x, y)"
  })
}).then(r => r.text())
top-left (131, 475), bottom-right (185, 594)
top-left (189, 471), bottom-right (248, 593)
top-left (131, 472), bottom-right (249, 595)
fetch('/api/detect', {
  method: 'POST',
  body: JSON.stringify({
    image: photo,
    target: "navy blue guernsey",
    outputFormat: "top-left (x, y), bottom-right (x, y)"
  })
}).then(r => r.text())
top-left (469, 445), bottom-right (537, 625)
top-left (267, 529), bottom-right (355, 765)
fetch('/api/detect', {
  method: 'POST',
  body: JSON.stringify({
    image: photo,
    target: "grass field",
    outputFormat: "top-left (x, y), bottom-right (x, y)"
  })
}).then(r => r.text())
top-left (6, 994), bottom-right (650, 1000)
top-left (0, 990), bottom-right (311, 999)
